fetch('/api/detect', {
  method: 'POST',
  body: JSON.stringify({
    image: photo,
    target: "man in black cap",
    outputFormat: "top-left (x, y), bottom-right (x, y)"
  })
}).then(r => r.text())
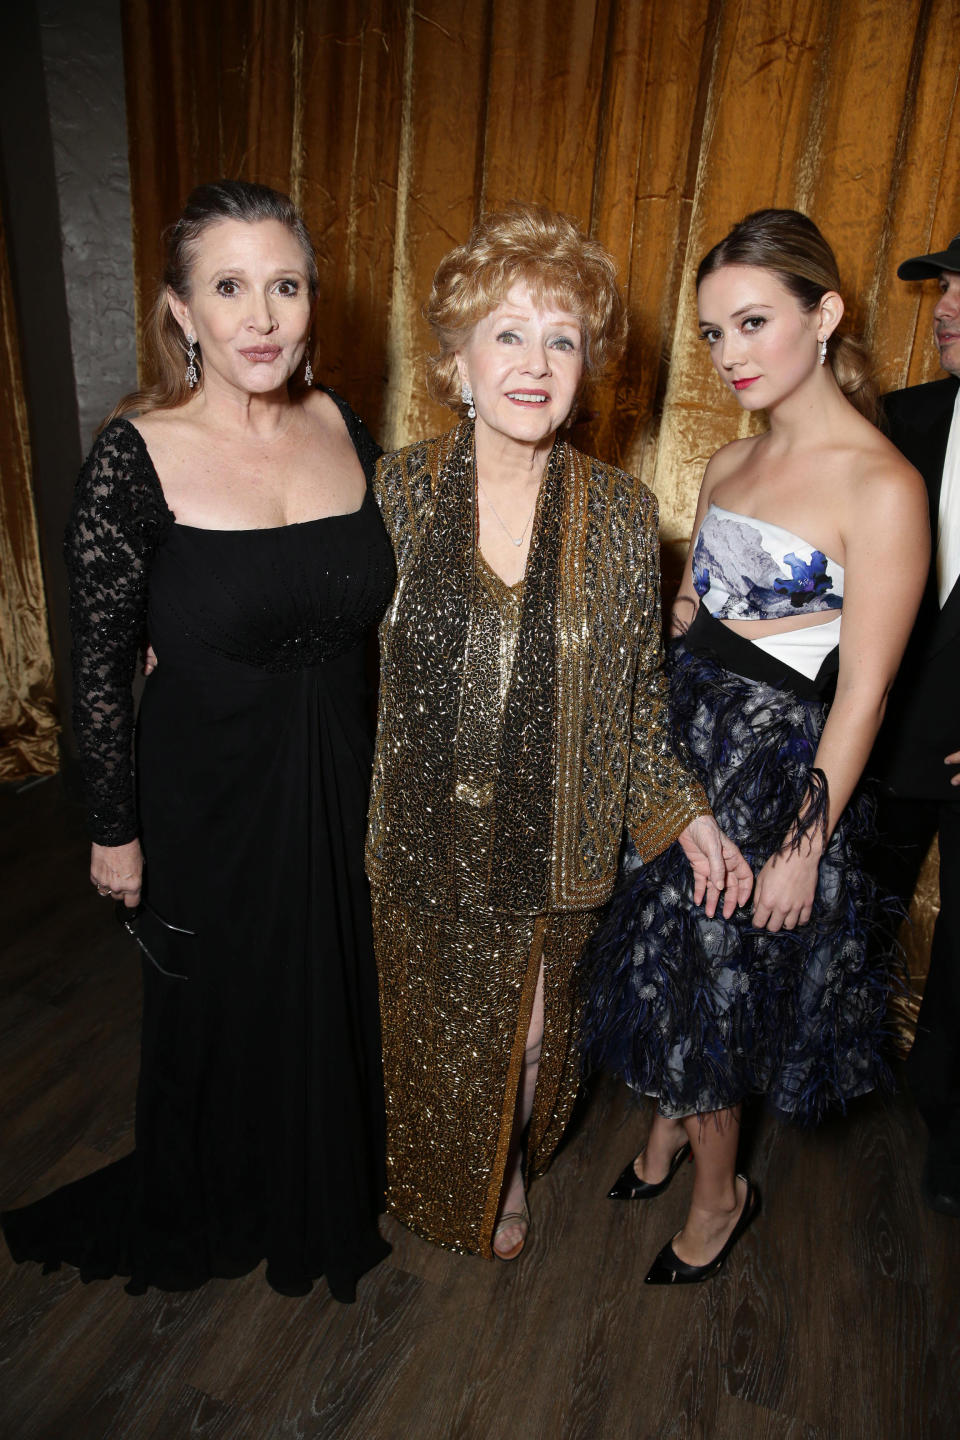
top-left (872, 230), bottom-right (960, 1217)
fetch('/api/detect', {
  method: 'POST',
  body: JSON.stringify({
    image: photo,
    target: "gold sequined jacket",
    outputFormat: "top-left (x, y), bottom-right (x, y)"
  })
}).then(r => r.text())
top-left (366, 423), bottom-right (709, 915)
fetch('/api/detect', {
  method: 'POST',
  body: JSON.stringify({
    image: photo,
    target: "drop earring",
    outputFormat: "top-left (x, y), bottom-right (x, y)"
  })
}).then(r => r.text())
top-left (818, 336), bottom-right (828, 366)
top-left (304, 351), bottom-right (314, 386)
top-left (185, 334), bottom-right (199, 389)
top-left (461, 381), bottom-right (476, 420)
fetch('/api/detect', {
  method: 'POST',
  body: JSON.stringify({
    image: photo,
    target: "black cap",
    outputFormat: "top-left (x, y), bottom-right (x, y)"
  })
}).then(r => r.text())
top-left (897, 232), bottom-right (960, 280)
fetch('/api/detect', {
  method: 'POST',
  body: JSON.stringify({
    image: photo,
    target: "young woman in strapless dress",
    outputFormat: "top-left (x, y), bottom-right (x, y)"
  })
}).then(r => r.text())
top-left (583, 209), bottom-right (929, 1285)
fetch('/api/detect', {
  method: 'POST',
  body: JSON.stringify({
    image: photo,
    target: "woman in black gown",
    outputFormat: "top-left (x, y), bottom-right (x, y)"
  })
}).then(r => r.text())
top-left (2, 181), bottom-right (395, 1301)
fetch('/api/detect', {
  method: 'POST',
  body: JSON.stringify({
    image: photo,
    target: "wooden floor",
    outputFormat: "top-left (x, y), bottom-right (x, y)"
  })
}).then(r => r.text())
top-left (1, 778), bottom-right (958, 1440)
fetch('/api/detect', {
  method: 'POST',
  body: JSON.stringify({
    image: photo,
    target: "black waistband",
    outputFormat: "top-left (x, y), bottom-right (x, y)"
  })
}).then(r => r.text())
top-left (680, 605), bottom-right (838, 702)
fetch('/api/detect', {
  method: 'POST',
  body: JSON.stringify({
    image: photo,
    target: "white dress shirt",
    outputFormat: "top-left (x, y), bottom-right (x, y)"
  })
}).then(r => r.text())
top-left (936, 385), bottom-right (960, 607)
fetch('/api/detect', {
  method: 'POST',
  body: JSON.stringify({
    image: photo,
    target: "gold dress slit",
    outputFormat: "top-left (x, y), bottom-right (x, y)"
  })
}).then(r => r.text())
top-left (374, 555), bottom-right (600, 1254)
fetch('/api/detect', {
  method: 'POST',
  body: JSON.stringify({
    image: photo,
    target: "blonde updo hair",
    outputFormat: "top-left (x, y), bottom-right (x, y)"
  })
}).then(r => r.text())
top-left (697, 208), bottom-right (878, 425)
top-left (424, 202), bottom-right (627, 412)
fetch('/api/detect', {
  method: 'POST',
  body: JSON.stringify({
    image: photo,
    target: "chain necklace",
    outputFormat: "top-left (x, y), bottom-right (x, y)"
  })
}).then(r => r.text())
top-left (477, 478), bottom-right (539, 547)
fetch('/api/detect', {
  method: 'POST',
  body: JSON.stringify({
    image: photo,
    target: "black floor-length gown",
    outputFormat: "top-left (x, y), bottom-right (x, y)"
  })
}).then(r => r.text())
top-left (2, 393), bottom-right (395, 1301)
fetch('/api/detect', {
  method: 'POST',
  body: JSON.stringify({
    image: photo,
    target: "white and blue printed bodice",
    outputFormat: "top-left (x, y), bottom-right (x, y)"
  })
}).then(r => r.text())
top-left (692, 504), bottom-right (844, 680)
top-left (693, 504), bottom-right (844, 620)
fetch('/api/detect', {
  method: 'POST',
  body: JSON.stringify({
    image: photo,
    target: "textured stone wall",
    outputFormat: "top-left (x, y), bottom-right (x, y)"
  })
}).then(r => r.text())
top-left (39, 0), bottom-right (136, 449)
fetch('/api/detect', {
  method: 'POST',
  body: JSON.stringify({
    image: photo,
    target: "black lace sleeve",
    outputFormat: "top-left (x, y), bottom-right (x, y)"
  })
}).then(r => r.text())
top-left (322, 385), bottom-right (382, 481)
top-left (63, 419), bottom-right (174, 846)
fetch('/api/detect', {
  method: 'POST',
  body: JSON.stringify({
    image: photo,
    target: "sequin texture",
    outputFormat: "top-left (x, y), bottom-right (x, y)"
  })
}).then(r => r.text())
top-left (368, 424), bottom-right (708, 1254)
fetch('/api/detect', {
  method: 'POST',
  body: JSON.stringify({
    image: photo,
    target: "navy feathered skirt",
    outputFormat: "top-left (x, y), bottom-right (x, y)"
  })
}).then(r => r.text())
top-left (581, 609), bottom-right (898, 1124)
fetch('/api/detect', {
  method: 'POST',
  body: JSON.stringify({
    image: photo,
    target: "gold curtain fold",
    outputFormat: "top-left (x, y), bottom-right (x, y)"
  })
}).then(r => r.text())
top-left (0, 203), bottom-right (59, 781)
top-left (119, 0), bottom-right (960, 1009)
top-left (118, 0), bottom-right (960, 495)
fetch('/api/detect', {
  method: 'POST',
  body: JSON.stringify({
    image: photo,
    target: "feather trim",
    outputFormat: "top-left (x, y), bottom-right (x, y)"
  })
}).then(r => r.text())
top-left (580, 641), bottom-right (902, 1124)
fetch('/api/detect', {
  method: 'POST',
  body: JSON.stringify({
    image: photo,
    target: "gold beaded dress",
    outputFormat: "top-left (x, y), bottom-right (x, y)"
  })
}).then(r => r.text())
top-left (368, 422), bottom-right (707, 1255)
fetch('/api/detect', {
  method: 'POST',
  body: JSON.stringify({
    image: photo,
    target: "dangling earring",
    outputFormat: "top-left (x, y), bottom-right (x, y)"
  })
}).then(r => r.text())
top-left (185, 334), bottom-right (199, 389)
top-left (461, 381), bottom-right (476, 420)
top-left (304, 351), bottom-right (314, 387)
top-left (818, 336), bottom-right (828, 366)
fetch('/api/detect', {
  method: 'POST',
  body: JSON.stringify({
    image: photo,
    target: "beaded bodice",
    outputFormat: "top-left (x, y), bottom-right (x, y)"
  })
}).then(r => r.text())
top-left (453, 557), bottom-right (524, 906)
top-left (147, 493), bottom-right (394, 674)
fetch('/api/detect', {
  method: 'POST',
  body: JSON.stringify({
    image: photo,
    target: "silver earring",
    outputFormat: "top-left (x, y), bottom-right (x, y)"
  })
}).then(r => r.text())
top-left (304, 353), bottom-right (314, 386)
top-left (185, 334), bottom-right (199, 388)
top-left (461, 381), bottom-right (476, 420)
top-left (818, 336), bottom-right (828, 366)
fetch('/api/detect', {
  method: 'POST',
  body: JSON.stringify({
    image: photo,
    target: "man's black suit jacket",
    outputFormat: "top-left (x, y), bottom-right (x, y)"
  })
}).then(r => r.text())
top-left (872, 374), bottom-right (960, 800)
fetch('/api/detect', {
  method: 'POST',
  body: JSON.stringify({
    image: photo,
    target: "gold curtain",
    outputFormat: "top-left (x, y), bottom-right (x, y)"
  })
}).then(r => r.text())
top-left (119, 0), bottom-right (960, 1005)
top-left (0, 203), bottom-right (59, 781)
top-left (120, 0), bottom-right (960, 469)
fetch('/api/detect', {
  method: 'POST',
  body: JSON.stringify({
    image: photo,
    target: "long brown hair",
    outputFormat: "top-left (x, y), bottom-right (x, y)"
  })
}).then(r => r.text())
top-left (697, 208), bottom-right (878, 425)
top-left (105, 181), bottom-right (318, 426)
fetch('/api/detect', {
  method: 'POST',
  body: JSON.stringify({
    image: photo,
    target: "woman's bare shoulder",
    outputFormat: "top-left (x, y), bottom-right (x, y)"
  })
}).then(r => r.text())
top-left (126, 410), bottom-right (157, 440)
top-left (701, 435), bottom-right (758, 493)
top-left (837, 429), bottom-right (928, 557)
top-left (126, 408), bottom-right (194, 450)
top-left (845, 421), bottom-right (924, 502)
top-left (302, 386), bottom-right (343, 427)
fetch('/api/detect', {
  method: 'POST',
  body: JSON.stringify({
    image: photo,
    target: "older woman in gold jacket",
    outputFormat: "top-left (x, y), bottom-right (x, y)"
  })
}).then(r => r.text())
top-left (367, 204), bottom-right (751, 1261)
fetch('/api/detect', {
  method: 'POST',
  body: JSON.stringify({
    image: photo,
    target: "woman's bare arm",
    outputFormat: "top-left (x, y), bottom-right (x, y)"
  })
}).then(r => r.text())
top-left (751, 454), bottom-right (929, 931)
